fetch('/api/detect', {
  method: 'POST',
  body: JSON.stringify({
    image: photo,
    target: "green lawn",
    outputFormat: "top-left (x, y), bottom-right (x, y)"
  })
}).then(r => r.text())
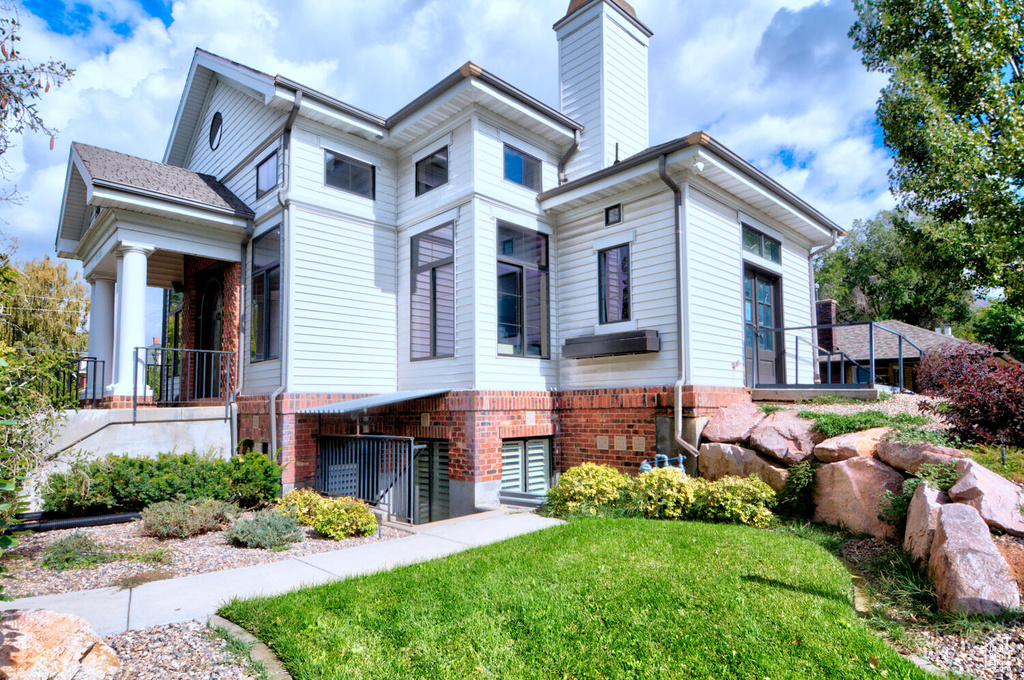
top-left (221, 519), bottom-right (930, 679)
top-left (965, 443), bottom-right (1024, 484)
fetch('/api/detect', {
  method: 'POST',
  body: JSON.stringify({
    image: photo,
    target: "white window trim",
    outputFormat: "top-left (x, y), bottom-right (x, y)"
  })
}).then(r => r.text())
top-left (742, 250), bottom-right (784, 276)
top-left (739, 212), bottom-right (784, 242)
top-left (594, 319), bottom-right (638, 334)
top-left (592, 230), bottom-right (636, 252)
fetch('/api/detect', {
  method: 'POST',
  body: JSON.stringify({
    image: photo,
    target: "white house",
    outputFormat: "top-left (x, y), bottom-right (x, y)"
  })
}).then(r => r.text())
top-left (55, 0), bottom-right (843, 523)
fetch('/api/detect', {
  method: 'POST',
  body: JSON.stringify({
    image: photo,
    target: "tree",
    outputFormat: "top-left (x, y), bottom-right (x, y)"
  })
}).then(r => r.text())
top-left (850, 0), bottom-right (1024, 305)
top-left (814, 211), bottom-right (976, 328)
top-left (4, 255), bottom-right (89, 351)
top-left (972, 299), bottom-right (1024, 359)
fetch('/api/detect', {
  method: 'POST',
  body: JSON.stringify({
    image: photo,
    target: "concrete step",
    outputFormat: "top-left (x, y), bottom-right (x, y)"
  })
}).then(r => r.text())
top-left (752, 387), bottom-right (886, 403)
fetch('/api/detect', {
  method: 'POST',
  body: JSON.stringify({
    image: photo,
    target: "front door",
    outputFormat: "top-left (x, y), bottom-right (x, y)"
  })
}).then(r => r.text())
top-left (196, 278), bottom-right (223, 398)
top-left (744, 269), bottom-right (783, 386)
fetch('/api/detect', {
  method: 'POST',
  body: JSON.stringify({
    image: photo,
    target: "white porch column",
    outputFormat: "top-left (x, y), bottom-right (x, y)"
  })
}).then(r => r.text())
top-left (111, 242), bottom-right (155, 396)
top-left (85, 275), bottom-right (115, 394)
top-left (110, 252), bottom-right (124, 389)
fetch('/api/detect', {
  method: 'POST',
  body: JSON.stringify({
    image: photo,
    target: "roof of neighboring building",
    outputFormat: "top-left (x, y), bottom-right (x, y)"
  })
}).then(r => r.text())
top-left (73, 142), bottom-right (253, 218)
top-left (830, 320), bottom-right (976, 361)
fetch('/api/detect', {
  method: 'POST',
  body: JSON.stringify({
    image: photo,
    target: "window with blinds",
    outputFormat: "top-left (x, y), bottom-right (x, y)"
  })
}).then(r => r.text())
top-left (500, 438), bottom-right (551, 494)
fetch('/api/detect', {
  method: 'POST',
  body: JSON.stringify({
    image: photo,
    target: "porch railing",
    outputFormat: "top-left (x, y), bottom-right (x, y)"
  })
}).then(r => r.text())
top-left (752, 321), bottom-right (926, 391)
top-left (133, 347), bottom-right (236, 421)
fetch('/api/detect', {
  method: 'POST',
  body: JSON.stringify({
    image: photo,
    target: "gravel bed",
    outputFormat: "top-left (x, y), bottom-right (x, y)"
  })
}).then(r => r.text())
top-left (3, 518), bottom-right (408, 598)
top-left (916, 623), bottom-right (1024, 680)
top-left (106, 620), bottom-right (256, 680)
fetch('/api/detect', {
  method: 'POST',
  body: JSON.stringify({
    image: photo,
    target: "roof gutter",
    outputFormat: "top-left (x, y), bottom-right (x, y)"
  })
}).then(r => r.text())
top-left (558, 130), bottom-right (581, 185)
top-left (658, 155), bottom-right (700, 462)
top-left (807, 228), bottom-right (839, 383)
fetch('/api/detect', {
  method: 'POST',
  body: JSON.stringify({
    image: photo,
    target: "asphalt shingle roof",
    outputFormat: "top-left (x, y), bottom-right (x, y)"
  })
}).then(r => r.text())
top-left (73, 142), bottom-right (253, 218)
top-left (831, 320), bottom-right (975, 361)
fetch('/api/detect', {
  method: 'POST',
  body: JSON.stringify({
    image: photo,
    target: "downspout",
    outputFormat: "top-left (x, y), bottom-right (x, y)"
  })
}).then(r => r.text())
top-left (558, 129), bottom-right (581, 185)
top-left (269, 90), bottom-right (303, 460)
top-left (657, 156), bottom-right (700, 459)
top-left (230, 217), bottom-right (255, 454)
top-left (807, 229), bottom-right (838, 383)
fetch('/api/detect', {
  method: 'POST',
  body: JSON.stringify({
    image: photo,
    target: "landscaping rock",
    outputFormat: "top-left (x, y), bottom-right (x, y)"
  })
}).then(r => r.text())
top-left (876, 440), bottom-right (965, 474)
top-left (813, 427), bottom-right (891, 464)
top-left (904, 482), bottom-right (949, 564)
top-left (701, 402), bottom-right (766, 445)
top-left (0, 609), bottom-right (121, 680)
top-left (748, 410), bottom-right (823, 465)
top-left (698, 442), bottom-right (789, 492)
top-left (948, 459), bottom-right (1024, 538)
top-left (812, 458), bottom-right (905, 539)
top-left (928, 503), bottom-right (1021, 615)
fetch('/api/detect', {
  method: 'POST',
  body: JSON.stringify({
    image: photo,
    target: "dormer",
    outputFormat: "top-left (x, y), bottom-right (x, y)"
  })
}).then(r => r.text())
top-left (554, 0), bottom-right (652, 180)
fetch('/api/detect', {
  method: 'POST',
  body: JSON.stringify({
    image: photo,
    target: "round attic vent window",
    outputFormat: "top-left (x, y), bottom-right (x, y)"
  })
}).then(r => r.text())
top-left (209, 111), bottom-right (223, 150)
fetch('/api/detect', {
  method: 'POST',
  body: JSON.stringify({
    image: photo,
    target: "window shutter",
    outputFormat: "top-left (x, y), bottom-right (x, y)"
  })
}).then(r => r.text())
top-left (525, 439), bottom-right (550, 494)
top-left (501, 441), bottom-right (524, 491)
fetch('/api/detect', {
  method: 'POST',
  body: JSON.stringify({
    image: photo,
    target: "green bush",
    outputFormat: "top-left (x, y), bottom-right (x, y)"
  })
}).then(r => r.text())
top-left (311, 497), bottom-right (378, 540)
top-left (879, 462), bottom-right (960, 528)
top-left (776, 460), bottom-right (820, 518)
top-left (692, 476), bottom-right (777, 529)
top-left (225, 509), bottom-right (304, 550)
top-left (42, 452), bottom-right (281, 516)
top-left (276, 488), bottom-right (325, 526)
top-left (141, 498), bottom-right (239, 539)
top-left (798, 410), bottom-right (929, 438)
top-left (627, 468), bottom-right (698, 519)
top-left (39, 531), bottom-right (110, 571)
top-left (544, 463), bottom-right (630, 516)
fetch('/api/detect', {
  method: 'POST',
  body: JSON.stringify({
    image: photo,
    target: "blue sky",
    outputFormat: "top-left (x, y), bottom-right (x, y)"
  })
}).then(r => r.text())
top-left (2, 0), bottom-right (894, 338)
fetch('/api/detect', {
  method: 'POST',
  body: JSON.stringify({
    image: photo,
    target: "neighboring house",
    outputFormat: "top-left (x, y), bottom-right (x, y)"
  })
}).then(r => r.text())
top-left (54, 0), bottom-right (842, 522)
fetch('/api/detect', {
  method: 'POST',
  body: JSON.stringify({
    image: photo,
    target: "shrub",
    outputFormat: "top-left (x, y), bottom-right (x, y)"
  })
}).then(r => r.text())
top-left (276, 488), bottom-right (325, 525)
top-left (627, 468), bottom-right (698, 519)
top-left (691, 476), bottom-right (777, 528)
top-left (544, 463), bottom-right (630, 516)
top-left (797, 410), bottom-right (929, 439)
top-left (42, 452), bottom-right (282, 516)
top-left (311, 497), bottom-right (378, 540)
top-left (878, 462), bottom-right (960, 528)
top-left (775, 460), bottom-right (819, 519)
top-left (39, 532), bottom-right (110, 571)
top-left (917, 344), bottom-right (1024, 447)
top-left (141, 498), bottom-right (239, 539)
top-left (225, 509), bottom-right (304, 550)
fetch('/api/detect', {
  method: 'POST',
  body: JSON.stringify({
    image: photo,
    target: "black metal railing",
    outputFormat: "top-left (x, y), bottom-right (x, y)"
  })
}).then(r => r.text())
top-left (9, 351), bottom-right (104, 408)
top-left (315, 435), bottom-right (415, 523)
top-left (133, 347), bottom-right (236, 421)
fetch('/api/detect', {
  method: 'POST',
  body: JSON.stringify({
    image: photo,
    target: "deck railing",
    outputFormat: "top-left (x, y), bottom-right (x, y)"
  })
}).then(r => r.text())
top-left (133, 347), bottom-right (236, 421)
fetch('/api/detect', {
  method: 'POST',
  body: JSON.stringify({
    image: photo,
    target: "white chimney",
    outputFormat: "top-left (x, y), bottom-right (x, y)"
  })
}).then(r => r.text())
top-left (555, 0), bottom-right (652, 180)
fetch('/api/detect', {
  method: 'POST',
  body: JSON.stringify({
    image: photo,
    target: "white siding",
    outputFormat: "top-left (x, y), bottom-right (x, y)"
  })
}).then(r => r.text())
top-left (395, 119), bottom-right (473, 226)
top-left (601, 10), bottom-right (648, 164)
top-left (557, 190), bottom-right (679, 389)
top-left (473, 116), bottom-right (561, 208)
top-left (558, 8), bottom-right (604, 178)
top-left (243, 220), bottom-right (282, 395)
top-left (781, 239), bottom-right (815, 384)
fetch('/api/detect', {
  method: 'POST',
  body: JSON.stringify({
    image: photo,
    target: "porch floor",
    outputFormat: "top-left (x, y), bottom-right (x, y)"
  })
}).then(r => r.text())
top-left (751, 387), bottom-right (886, 403)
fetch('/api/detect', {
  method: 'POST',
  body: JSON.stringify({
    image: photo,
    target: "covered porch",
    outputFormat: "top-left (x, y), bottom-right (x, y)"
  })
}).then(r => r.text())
top-left (56, 142), bottom-right (253, 410)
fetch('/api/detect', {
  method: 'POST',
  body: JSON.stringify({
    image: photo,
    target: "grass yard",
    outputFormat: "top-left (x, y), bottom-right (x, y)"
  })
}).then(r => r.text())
top-left (964, 443), bottom-right (1024, 484)
top-left (221, 519), bottom-right (930, 679)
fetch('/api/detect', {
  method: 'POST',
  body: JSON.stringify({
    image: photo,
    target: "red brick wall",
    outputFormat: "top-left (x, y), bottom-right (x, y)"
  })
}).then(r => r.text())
top-left (179, 256), bottom-right (241, 402)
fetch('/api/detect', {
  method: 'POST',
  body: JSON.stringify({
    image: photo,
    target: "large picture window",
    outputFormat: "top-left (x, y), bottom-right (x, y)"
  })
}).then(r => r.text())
top-left (325, 150), bottom-right (375, 199)
top-left (503, 144), bottom-right (541, 192)
top-left (411, 223), bottom-right (455, 359)
top-left (415, 146), bottom-right (449, 196)
top-left (497, 222), bottom-right (548, 357)
top-left (599, 244), bottom-right (630, 324)
top-left (250, 228), bottom-right (280, 362)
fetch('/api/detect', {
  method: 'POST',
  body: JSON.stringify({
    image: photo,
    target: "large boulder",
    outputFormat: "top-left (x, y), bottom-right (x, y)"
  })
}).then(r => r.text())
top-left (0, 609), bottom-right (121, 680)
top-left (749, 411), bottom-right (823, 465)
top-left (701, 402), bottom-right (766, 445)
top-left (698, 442), bottom-right (789, 492)
top-left (813, 427), bottom-right (891, 464)
top-left (948, 459), bottom-right (1024, 538)
top-left (876, 440), bottom-right (965, 474)
top-left (903, 482), bottom-right (949, 564)
top-left (928, 503), bottom-right (1021, 615)
top-left (812, 458), bottom-right (905, 539)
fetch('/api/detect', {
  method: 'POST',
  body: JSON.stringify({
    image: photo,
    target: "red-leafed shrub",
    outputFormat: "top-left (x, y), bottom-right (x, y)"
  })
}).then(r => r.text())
top-left (917, 344), bottom-right (1024, 446)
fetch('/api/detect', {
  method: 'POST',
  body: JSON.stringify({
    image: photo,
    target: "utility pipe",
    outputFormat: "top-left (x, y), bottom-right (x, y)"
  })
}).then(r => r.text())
top-left (657, 155), bottom-right (700, 460)
top-left (807, 229), bottom-right (838, 383)
top-left (229, 216), bottom-right (256, 454)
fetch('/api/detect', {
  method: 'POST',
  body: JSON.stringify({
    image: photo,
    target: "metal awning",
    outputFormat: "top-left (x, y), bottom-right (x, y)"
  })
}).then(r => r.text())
top-left (298, 389), bottom-right (449, 415)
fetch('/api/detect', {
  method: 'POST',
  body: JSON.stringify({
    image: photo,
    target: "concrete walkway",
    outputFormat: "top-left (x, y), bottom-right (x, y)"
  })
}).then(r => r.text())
top-left (0, 509), bottom-right (561, 635)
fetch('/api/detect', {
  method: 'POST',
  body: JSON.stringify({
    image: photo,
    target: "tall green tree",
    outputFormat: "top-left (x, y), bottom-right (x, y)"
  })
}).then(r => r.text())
top-left (972, 299), bottom-right (1024, 358)
top-left (850, 0), bottom-right (1024, 304)
top-left (814, 211), bottom-right (976, 327)
top-left (4, 255), bottom-right (88, 351)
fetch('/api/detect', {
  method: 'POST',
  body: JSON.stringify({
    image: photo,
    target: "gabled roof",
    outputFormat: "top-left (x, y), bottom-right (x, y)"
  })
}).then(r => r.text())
top-left (832, 320), bottom-right (975, 361)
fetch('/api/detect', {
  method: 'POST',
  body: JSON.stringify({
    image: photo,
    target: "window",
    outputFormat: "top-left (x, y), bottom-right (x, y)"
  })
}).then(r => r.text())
top-left (605, 204), bottom-right (622, 226)
top-left (497, 222), bottom-right (549, 357)
top-left (415, 146), bottom-right (449, 196)
top-left (501, 438), bottom-right (551, 494)
top-left (410, 223), bottom-right (455, 359)
top-left (503, 144), bottom-right (541, 191)
top-left (599, 244), bottom-right (630, 324)
top-left (209, 112), bottom-right (223, 150)
top-left (256, 153), bottom-right (277, 199)
top-left (250, 228), bottom-right (281, 362)
top-left (413, 440), bottom-right (450, 524)
top-left (325, 151), bottom-right (375, 199)
top-left (742, 224), bottom-right (782, 264)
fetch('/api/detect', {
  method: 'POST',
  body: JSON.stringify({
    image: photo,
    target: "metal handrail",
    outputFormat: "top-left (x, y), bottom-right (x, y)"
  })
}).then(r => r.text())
top-left (133, 346), bottom-right (236, 422)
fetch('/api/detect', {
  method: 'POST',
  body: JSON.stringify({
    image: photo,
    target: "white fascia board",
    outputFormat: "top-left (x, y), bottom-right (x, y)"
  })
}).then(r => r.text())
top-left (162, 56), bottom-right (202, 164)
top-left (56, 238), bottom-right (80, 259)
top-left (90, 186), bottom-right (250, 231)
top-left (387, 79), bottom-right (474, 143)
top-left (272, 88), bottom-right (386, 139)
top-left (468, 80), bottom-right (577, 146)
top-left (55, 150), bottom-right (85, 250)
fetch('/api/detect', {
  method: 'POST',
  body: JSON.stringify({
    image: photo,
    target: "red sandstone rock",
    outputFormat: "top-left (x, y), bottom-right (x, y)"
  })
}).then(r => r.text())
top-left (748, 410), bottom-right (822, 465)
top-left (698, 442), bottom-right (789, 492)
top-left (948, 459), bottom-right (1024, 538)
top-left (701, 402), bottom-right (766, 445)
top-left (928, 503), bottom-right (1021, 615)
top-left (0, 609), bottom-right (121, 680)
top-left (812, 457), bottom-right (905, 539)
top-left (904, 482), bottom-right (948, 564)
top-left (876, 440), bottom-right (965, 474)
top-left (813, 427), bottom-right (891, 464)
